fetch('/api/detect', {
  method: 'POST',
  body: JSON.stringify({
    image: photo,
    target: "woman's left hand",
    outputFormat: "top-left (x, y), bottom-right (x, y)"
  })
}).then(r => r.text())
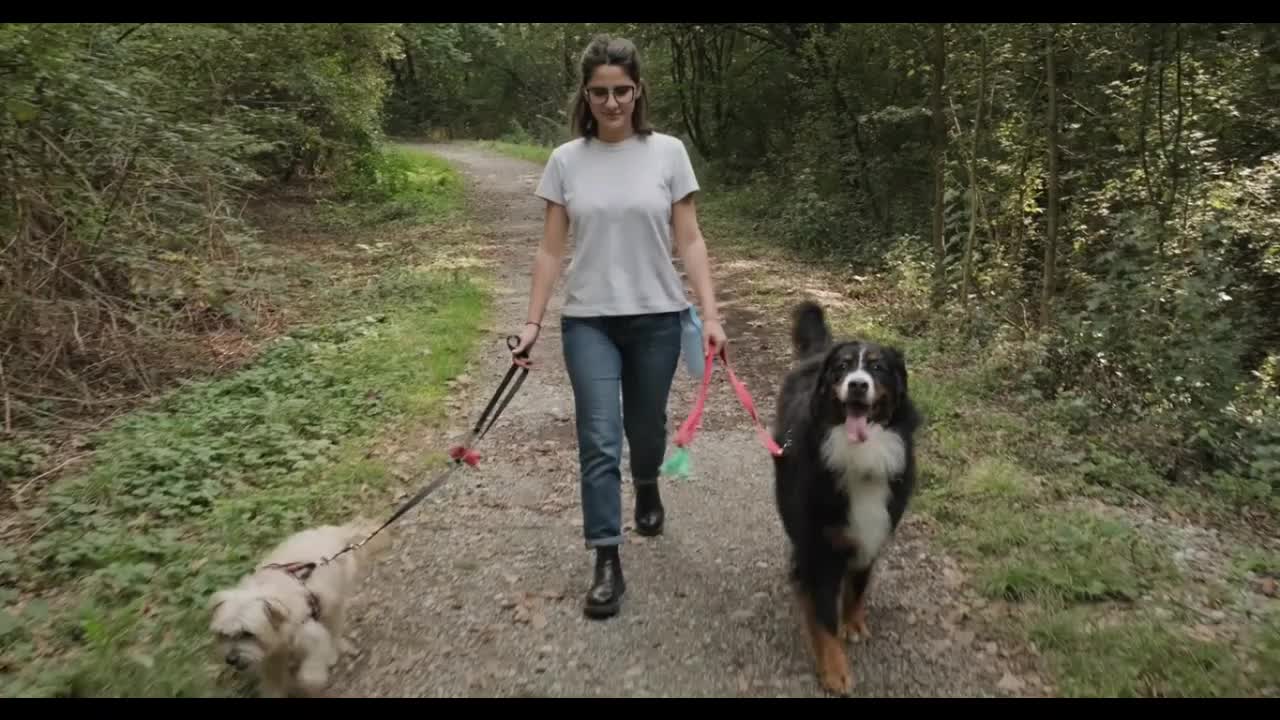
top-left (703, 317), bottom-right (728, 358)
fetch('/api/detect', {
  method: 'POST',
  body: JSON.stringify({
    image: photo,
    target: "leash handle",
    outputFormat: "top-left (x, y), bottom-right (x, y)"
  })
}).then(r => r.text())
top-left (463, 334), bottom-right (531, 444)
top-left (507, 334), bottom-right (529, 360)
top-left (673, 346), bottom-right (717, 448)
top-left (672, 346), bottom-right (783, 457)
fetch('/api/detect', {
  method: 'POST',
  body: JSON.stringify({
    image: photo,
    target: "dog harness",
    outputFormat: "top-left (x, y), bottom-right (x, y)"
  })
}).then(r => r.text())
top-left (261, 561), bottom-right (322, 620)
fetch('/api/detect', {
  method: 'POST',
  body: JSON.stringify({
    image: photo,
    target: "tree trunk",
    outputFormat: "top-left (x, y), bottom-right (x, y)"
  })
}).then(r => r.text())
top-left (962, 30), bottom-right (988, 324)
top-left (562, 25), bottom-right (574, 93)
top-left (810, 35), bottom-right (885, 229)
top-left (930, 23), bottom-right (947, 309)
top-left (1039, 23), bottom-right (1060, 331)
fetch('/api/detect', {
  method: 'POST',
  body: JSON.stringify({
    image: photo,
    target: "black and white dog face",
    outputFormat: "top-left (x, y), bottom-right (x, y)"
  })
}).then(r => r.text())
top-left (814, 341), bottom-right (908, 443)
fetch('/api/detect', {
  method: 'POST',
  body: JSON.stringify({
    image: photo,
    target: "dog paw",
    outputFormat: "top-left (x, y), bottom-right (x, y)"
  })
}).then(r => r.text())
top-left (817, 658), bottom-right (854, 696)
top-left (840, 598), bottom-right (871, 642)
top-left (259, 683), bottom-right (289, 699)
top-left (297, 664), bottom-right (331, 695)
top-left (839, 617), bottom-right (871, 643)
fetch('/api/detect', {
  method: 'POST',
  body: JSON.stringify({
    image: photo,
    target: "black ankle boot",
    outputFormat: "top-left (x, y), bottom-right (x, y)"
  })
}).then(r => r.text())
top-left (634, 482), bottom-right (665, 536)
top-left (584, 546), bottom-right (625, 619)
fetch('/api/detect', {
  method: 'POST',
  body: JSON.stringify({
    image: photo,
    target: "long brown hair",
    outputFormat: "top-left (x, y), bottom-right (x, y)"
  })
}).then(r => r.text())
top-left (569, 34), bottom-right (654, 140)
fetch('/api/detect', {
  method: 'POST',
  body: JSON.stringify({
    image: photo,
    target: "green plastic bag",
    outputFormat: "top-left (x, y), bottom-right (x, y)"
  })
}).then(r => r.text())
top-left (660, 446), bottom-right (693, 479)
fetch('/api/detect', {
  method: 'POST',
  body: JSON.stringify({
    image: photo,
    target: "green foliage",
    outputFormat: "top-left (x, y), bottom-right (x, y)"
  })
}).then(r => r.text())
top-left (0, 439), bottom-right (50, 489)
top-left (324, 146), bottom-right (465, 226)
top-left (0, 23), bottom-right (403, 429)
top-left (382, 23), bottom-right (575, 142)
top-left (921, 457), bottom-right (1176, 607)
top-left (2, 267), bottom-right (490, 698)
top-left (475, 140), bottom-right (553, 165)
top-left (1030, 609), bottom-right (1259, 697)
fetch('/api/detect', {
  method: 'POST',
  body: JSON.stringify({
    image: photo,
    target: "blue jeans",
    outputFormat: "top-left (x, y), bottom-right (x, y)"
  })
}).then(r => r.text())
top-left (561, 311), bottom-right (683, 548)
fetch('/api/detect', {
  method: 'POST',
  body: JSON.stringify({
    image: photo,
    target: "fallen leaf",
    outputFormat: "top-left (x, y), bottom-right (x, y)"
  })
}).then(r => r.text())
top-left (1189, 623), bottom-right (1218, 642)
top-left (129, 651), bottom-right (155, 670)
top-left (942, 567), bottom-right (965, 589)
top-left (1257, 578), bottom-right (1278, 598)
top-left (997, 672), bottom-right (1026, 694)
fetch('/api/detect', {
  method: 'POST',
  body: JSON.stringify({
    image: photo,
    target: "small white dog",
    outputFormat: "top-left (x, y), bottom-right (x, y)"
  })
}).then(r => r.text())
top-left (208, 518), bottom-right (391, 697)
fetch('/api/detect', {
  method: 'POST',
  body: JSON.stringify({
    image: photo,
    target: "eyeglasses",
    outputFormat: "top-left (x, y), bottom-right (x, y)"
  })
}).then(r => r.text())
top-left (584, 85), bottom-right (636, 105)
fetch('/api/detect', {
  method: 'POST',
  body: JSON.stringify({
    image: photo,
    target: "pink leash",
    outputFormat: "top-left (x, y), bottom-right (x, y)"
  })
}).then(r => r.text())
top-left (673, 346), bottom-right (783, 457)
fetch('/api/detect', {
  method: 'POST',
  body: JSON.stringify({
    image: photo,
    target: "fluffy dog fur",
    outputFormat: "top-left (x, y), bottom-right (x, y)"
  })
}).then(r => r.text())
top-left (770, 301), bottom-right (922, 695)
top-left (208, 518), bottom-right (391, 698)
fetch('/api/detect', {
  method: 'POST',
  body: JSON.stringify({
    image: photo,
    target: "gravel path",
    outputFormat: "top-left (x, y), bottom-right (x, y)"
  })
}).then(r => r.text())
top-left (329, 142), bottom-right (1040, 698)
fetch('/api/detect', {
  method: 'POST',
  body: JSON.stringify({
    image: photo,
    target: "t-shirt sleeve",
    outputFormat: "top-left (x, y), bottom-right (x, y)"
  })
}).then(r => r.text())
top-left (668, 137), bottom-right (700, 203)
top-left (534, 149), bottom-right (566, 205)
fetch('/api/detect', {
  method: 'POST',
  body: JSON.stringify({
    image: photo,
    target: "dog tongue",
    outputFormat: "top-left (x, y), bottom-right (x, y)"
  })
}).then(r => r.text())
top-left (846, 414), bottom-right (869, 443)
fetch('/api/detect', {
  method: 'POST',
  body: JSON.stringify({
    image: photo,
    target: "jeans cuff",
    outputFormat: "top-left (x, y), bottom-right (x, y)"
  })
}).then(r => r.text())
top-left (585, 535), bottom-right (624, 549)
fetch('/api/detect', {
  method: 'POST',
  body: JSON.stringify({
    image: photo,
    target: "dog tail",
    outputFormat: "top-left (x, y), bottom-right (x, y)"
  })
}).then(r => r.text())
top-left (791, 301), bottom-right (831, 360)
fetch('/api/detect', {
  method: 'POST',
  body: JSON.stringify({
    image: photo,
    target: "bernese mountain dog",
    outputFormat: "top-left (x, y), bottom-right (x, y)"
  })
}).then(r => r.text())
top-left (770, 300), bottom-right (922, 696)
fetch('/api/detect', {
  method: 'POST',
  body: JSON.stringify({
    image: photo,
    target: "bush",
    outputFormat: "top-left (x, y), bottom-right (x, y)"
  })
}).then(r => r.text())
top-left (0, 23), bottom-right (402, 431)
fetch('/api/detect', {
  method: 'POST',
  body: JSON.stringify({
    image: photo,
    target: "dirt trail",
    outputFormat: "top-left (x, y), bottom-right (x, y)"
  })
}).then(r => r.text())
top-left (329, 142), bottom-right (1040, 698)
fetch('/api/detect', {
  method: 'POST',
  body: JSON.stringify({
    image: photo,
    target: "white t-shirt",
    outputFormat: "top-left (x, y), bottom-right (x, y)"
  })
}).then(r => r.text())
top-left (534, 131), bottom-right (700, 318)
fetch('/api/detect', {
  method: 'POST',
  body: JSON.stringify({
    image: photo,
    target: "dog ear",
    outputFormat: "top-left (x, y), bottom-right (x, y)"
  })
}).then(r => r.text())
top-left (886, 346), bottom-right (908, 391)
top-left (262, 598), bottom-right (289, 629)
top-left (810, 346), bottom-right (845, 424)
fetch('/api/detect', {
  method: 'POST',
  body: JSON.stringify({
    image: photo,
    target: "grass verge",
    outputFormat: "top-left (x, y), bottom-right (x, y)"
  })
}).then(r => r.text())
top-left (322, 145), bottom-right (466, 228)
top-left (473, 139), bottom-right (552, 165)
top-left (0, 146), bottom-right (492, 697)
top-left (696, 187), bottom-right (1280, 698)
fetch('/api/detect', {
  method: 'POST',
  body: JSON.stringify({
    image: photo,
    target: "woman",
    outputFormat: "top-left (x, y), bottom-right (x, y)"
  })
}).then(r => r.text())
top-left (509, 34), bottom-right (728, 620)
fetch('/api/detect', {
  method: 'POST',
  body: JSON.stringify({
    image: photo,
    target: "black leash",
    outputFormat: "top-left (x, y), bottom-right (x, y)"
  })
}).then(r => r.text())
top-left (457, 334), bottom-right (532, 459)
top-left (268, 335), bottom-right (530, 579)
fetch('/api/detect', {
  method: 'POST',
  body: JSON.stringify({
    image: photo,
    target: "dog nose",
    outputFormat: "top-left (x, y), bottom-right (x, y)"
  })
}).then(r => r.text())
top-left (226, 653), bottom-right (242, 668)
top-left (848, 378), bottom-right (869, 397)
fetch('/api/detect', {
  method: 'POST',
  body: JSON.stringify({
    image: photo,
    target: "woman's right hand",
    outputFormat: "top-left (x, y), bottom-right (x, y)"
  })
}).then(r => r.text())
top-left (510, 322), bottom-right (540, 368)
